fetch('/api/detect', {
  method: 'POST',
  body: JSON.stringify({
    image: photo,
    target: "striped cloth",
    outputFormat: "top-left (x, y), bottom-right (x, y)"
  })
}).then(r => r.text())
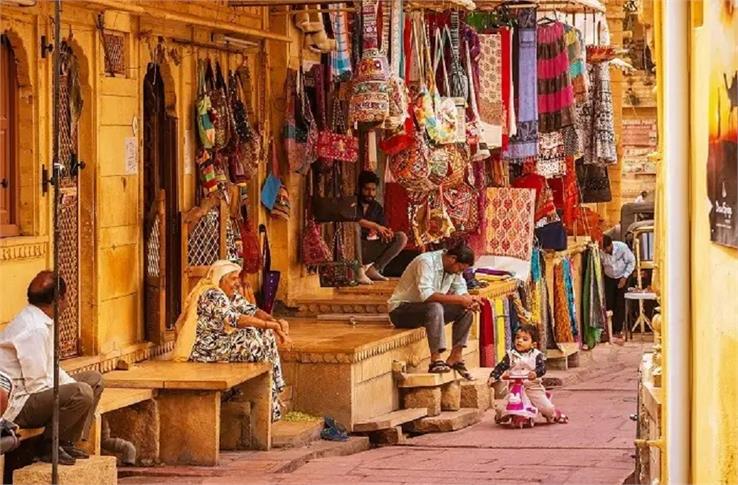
top-left (330, 3), bottom-right (352, 78)
top-left (0, 371), bottom-right (12, 393)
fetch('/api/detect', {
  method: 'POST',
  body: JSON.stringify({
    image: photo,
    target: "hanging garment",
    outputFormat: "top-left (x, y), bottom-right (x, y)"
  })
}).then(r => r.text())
top-left (581, 247), bottom-right (607, 348)
top-left (548, 156), bottom-right (579, 226)
top-left (576, 158), bottom-right (612, 203)
top-left (552, 260), bottom-right (575, 343)
top-left (480, 298), bottom-right (495, 367)
top-left (565, 25), bottom-right (589, 105)
top-left (562, 258), bottom-right (579, 338)
top-left (512, 172), bottom-right (557, 222)
top-left (503, 7), bottom-right (539, 163)
top-left (537, 131), bottom-right (568, 178)
top-left (536, 22), bottom-right (576, 134)
top-left (485, 187), bottom-right (536, 261)
top-left (501, 27), bottom-right (515, 149)
top-left (477, 33), bottom-right (504, 148)
top-left (330, 4), bottom-right (353, 78)
top-left (495, 298), bottom-right (507, 362)
top-left (504, 298), bottom-right (513, 350)
top-left (577, 63), bottom-right (617, 165)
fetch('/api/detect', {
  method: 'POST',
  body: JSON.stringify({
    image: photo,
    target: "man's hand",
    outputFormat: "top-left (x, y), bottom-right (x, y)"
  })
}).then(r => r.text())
top-left (528, 371), bottom-right (537, 381)
top-left (618, 277), bottom-right (627, 289)
top-left (377, 225), bottom-right (394, 242)
top-left (460, 295), bottom-right (482, 312)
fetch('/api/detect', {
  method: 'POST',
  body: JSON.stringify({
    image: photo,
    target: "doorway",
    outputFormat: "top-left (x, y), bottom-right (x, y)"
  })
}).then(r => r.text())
top-left (143, 63), bottom-right (180, 343)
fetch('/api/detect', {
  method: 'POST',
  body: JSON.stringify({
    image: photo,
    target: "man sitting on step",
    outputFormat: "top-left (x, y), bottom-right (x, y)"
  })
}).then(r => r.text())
top-left (388, 245), bottom-right (481, 380)
top-left (0, 271), bottom-right (104, 465)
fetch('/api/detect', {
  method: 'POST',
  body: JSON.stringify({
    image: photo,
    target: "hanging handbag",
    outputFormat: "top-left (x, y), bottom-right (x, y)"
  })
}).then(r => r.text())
top-left (197, 149), bottom-right (219, 194)
top-left (259, 224), bottom-right (280, 313)
top-left (207, 60), bottom-right (233, 149)
top-left (412, 190), bottom-right (454, 245)
top-left (196, 59), bottom-right (215, 149)
top-left (388, 130), bottom-right (436, 193)
top-left (316, 96), bottom-right (359, 162)
top-left (229, 70), bottom-right (250, 143)
top-left (464, 40), bottom-right (490, 161)
top-left (269, 141), bottom-right (291, 220)
top-left (260, 140), bottom-right (282, 211)
top-left (381, 0), bottom-right (408, 131)
top-left (349, 0), bottom-right (390, 125)
top-left (435, 27), bottom-right (466, 144)
top-left (576, 159), bottom-right (612, 203)
top-left (302, 177), bottom-right (332, 265)
top-left (535, 220), bottom-right (568, 251)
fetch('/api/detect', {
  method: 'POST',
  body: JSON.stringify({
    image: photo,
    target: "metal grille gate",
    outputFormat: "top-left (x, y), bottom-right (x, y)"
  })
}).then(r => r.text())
top-left (57, 42), bottom-right (81, 358)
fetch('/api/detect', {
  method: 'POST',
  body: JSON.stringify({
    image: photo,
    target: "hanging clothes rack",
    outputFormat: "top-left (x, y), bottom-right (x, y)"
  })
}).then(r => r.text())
top-left (474, 0), bottom-right (605, 13)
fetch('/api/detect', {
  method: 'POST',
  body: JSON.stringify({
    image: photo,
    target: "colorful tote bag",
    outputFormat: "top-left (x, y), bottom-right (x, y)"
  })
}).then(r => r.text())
top-left (484, 187), bottom-right (536, 261)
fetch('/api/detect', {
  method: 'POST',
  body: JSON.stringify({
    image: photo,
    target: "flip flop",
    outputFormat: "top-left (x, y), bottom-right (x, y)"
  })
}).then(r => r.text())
top-left (321, 416), bottom-right (349, 441)
top-left (449, 361), bottom-right (476, 381)
top-left (428, 360), bottom-right (451, 373)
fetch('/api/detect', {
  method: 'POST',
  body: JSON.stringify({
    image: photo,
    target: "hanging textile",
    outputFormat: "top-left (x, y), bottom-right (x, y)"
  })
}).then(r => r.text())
top-left (576, 158), bottom-right (612, 203)
top-left (552, 260), bottom-right (575, 343)
top-left (578, 63), bottom-right (617, 165)
top-left (477, 33), bottom-right (503, 148)
top-left (501, 27), bottom-right (515, 148)
top-left (511, 171), bottom-right (556, 222)
top-left (330, 3), bottom-right (353, 78)
top-left (479, 298), bottom-right (495, 367)
top-left (562, 257), bottom-right (579, 338)
top-left (581, 247), bottom-right (607, 348)
top-left (485, 187), bottom-right (536, 261)
top-left (536, 22), bottom-right (576, 134)
top-left (565, 26), bottom-right (589, 105)
top-left (494, 298), bottom-right (507, 361)
top-left (503, 7), bottom-right (538, 163)
top-left (549, 156), bottom-right (579, 226)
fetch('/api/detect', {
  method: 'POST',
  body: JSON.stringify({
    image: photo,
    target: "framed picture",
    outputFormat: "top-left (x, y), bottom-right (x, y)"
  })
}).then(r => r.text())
top-left (707, 1), bottom-right (738, 248)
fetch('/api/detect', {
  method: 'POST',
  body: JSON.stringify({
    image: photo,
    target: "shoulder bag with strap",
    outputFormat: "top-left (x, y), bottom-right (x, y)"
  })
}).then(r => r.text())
top-left (196, 59), bottom-right (215, 149)
top-left (258, 224), bottom-right (280, 313)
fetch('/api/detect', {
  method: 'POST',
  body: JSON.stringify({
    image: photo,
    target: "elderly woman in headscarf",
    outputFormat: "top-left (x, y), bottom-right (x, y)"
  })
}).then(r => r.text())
top-left (172, 260), bottom-right (289, 421)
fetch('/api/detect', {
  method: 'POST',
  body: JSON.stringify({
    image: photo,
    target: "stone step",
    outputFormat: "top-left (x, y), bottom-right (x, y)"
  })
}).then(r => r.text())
top-left (403, 408), bottom-right (483, 434)
top-left (546, 344), bottom-right (581, 371)
top-left (354, 408), bottom-right (428, 432)
top-left (396, 371), bottom-right (459, 389)
top-left (460, 373), bottom-right (492, 411)
top-left (272, 418), bottom-right (324, 449)
top-left (13, 455), bottom-right (116, 485)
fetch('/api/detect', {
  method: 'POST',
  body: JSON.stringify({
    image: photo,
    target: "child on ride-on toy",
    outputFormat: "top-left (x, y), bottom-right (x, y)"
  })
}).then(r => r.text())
top-left (487, 323), bottom-right (568, 426)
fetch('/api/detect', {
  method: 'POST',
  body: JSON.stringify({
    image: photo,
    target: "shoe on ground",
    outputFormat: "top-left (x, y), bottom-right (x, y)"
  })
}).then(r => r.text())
top-left (61, 441), bottom-right (90, 459)
top-left (365, 265), bottom-right (389, 281)
top-left (39, 445), bottom-right (76, 465)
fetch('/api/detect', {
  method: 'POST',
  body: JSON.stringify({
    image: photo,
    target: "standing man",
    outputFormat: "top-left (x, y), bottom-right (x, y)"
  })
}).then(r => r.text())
top-left (355, 171), bottom-right (408, 284)
top-left (388, 245), bottom-right (481, 379)
top-left (0, 271), bottom-right (104, 465)
top-left (602, 235), bottom-right (636, 340)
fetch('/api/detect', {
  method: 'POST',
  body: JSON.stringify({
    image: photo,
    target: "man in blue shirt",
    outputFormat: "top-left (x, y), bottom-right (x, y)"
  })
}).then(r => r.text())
top-left (388, 245), bottom-right (481, 379)
top-left (355, 171), bottom-right (408, 284)
top-left (602, 235), bottom-right (636, 339)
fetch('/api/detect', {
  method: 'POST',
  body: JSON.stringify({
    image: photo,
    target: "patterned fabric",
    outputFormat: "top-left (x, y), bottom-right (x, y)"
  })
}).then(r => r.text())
top-left (577, 63), bottom-right (617, 165)
top-left (562, 258), bottom-right (578, 338)
top-left (536, 22), bottom-right (576, 134)
top-left (565, 26), bottom-right (589, 104)
top-left (330, 6), bottom-right (353, 78)
top-left (494, 298), bottom-right (507, 362)
top-left (537, 131), bottom-right (567, 178)
top-left (485, 187), bottom-right (536, 261)
top-left (190, 289), bottom-right (285, 420)
top-left (504, 7), bottom-right (539, 163)
top-left (582, 247), bottom-right (606, 348)
top-left (552, 261), bottom-right (575, 343)
top-left (501, 28), bottom-right (515, 147)
top-left (477, 33), bottom-right (503, 146)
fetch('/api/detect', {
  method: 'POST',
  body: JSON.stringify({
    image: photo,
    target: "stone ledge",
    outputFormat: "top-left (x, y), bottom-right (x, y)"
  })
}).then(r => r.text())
top-left (0, 236), bottom-right (48, 262)
top-left (13, 455), bottom-right (116, 485)
top-left (403, 408), bottom-right (482, 434)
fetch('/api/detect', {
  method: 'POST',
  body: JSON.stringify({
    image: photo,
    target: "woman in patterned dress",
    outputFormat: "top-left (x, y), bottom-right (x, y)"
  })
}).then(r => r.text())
top-left (171, 260), bottom-right (290, 421)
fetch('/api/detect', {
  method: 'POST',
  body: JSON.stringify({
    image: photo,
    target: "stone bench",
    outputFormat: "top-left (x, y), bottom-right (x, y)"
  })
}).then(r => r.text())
top-left (103, 361), bottom-right (272, 466)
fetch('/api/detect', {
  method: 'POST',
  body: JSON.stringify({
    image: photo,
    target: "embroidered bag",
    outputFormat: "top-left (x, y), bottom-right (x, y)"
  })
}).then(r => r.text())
top-left (196, 148), bottom-right (218, 194)
top-left (259, 224), bottom-right (280, 313)
top-left (196, 60), bottom-right (215, 149)
top-left (317, 96), bottom-right (359, 162)
top-left (412, 189), bottom-right (454, 245)
top-left (207, 60), bottom-right (233, 149)
top-left (260, 140), bottom-right (282, 211)
top-left (270, 141), bottom-right (291, 220)
top-left (349, 0), bottom-right (390, 125)
top-left (319, 260), bottom-right (361, 287)
top-left (240, 207), bottom-right (262, 274)
top-left (388, 129), bottom-right (436, 193)
top-left (302, 177), bottom-right (332, 265)
top-left (381, 0), bottom-right (408, 130)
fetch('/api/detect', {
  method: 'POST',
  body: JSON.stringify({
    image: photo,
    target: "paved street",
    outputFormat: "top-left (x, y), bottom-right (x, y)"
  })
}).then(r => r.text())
top-left (121, 342), bottom-right (644, 485)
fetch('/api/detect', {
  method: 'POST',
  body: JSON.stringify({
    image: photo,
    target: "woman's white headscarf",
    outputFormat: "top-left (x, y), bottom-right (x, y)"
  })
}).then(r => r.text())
top-left (171, 260), bottom-right (241, 362)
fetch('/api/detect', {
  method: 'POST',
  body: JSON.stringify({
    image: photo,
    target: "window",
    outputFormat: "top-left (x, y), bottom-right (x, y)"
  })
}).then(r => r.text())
top-left (0, 35), bottom-right (18, 237)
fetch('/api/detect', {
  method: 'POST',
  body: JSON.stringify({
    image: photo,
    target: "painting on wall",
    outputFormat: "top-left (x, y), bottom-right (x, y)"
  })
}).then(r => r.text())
top-left (707, 0), bottom-right (738, 248)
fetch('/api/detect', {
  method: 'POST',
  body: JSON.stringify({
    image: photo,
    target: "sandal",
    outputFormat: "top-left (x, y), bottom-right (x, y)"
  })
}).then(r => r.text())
top-left (321, 416), bottom-right (349, 442)
top-left (449, 361), bottom-right (476, 381)
top-left (554, 411), bottom-right (569, 424)
top-left (428, 360), bottom-right (451, 374)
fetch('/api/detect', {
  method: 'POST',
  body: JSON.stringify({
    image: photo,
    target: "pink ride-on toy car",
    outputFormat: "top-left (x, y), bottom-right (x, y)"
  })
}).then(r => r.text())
top-left (495, 372), bottom-right (540, 429)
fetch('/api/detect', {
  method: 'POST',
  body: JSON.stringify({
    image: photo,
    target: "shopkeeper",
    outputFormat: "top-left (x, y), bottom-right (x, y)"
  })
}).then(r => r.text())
top-left (387, 245), bottom-right (481, 380)
top-left (602, 235), bottom-right (636, 340)
top-left (355, 171), bottom-right (408, 284)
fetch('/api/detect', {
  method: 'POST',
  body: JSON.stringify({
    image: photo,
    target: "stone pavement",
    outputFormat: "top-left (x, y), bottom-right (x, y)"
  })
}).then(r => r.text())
top-left (119, 342), bottom-right (646, 485)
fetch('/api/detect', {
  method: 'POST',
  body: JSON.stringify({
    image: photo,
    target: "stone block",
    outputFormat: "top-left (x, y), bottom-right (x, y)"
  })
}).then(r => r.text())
top-left (13, 455), bottom-right (116, 485)
top-left (105, 399), bottom-right (160, 466)
top-left (460, 380), bottom-right (491, 410)
top-left (403, 408), bottom-right (482, 434)
top-left (441, 381), bottom-right (461, 411)
top-left (369, 426), bottom-right (406, 446)
top-left (220, 400), bottom-right (252, 450)
top-left (271, 419), bottom-right (323, 449)
top-left (402, 387), bottom-right (441, 417)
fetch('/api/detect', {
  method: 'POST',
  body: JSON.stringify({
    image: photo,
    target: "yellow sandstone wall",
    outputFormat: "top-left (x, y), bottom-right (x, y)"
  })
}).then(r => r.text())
top-left (688, 4), bottom-right (738, 484)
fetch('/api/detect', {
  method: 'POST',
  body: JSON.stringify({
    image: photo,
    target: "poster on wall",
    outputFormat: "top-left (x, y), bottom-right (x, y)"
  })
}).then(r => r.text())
top-left (707, 1), bottom-right (738, 248)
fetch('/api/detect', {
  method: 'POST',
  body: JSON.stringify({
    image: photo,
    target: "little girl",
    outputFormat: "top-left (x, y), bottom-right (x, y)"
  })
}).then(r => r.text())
top-left (488, 323), bottom-right (568, 424)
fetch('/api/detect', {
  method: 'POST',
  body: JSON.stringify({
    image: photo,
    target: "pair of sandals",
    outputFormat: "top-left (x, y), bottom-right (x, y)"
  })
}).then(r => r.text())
top-left (428, 360), bottom-right (475, 381)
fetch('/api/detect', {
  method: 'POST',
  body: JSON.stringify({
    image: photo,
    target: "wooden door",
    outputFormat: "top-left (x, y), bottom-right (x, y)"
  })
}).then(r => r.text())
top-left (0, 35), bottom-right (17, 237)
top-left (57, 42), bottom-right (81, 358)
top-left (143, 64), bottom-right (179, 343)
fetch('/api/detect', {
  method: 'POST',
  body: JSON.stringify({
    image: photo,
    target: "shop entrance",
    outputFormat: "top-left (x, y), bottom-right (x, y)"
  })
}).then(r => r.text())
top-left (143, 63), bottom-right (180, 344)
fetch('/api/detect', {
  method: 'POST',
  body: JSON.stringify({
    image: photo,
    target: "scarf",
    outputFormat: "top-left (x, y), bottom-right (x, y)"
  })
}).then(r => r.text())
top-left (171, 260), bottom-right (242, 362)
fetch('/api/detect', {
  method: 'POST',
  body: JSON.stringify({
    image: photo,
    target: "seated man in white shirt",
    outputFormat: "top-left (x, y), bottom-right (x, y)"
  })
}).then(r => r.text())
top-left (0, 271), bottom-right (103, 465)
top-left (601, 235), bottom-right (636, 340)
top-left (388, 245), bottom-right (481, 379)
